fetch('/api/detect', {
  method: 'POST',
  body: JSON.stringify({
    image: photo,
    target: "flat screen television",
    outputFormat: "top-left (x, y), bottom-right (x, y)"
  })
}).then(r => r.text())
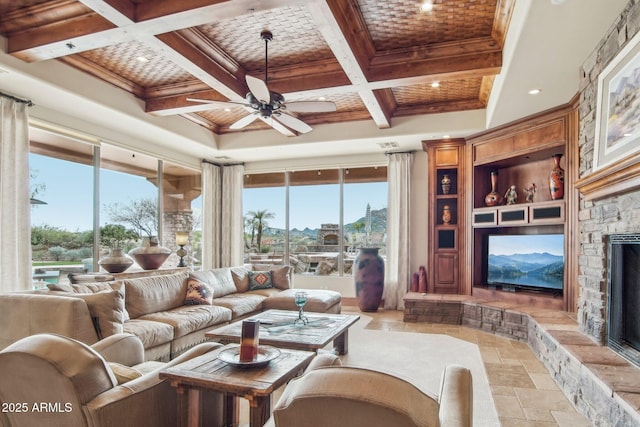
top-left (486, 234), bottom-right (564, 293)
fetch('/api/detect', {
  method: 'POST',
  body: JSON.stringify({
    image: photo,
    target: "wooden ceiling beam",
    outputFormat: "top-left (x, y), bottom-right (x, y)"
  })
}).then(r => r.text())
top-left (306, 0), bottom-right (389, 128)
top-left (4, 0), bottom-right (301, 62)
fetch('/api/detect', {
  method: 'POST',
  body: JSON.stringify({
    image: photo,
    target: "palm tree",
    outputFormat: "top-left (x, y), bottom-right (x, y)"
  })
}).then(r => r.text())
top-left (247, 209), bottom-right (275, 252)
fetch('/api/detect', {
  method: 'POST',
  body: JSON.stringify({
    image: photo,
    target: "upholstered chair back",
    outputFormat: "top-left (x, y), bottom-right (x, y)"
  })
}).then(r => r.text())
top-left (273, 366), bottom-right (442, 427)
top-left (0, 334), bottom-right (116, 427)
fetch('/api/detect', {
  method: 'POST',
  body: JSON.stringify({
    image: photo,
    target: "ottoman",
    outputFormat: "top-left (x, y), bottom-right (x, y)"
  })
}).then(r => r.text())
top-left (264, 289), bottom-right (342, 314)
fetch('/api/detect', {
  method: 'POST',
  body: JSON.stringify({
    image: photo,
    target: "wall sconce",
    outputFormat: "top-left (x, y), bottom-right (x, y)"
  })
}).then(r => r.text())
top-left (175, 232), bottom-right (189, 267)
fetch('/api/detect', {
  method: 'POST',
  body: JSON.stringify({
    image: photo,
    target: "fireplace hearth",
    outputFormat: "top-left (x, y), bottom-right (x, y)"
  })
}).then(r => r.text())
top-left (607, 234), bottom-right (640, 367)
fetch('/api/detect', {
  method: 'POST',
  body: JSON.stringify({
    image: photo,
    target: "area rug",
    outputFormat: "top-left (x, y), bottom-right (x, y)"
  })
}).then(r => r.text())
top-left (339, 314), bottom-right (499, 427)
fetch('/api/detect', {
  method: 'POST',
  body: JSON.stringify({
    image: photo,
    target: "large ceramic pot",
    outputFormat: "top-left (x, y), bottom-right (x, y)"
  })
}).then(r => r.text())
top-left (98, 248), bottom-right (134, 273)
top-left (353, 247), bottom-right (385, 312)
top-left (128, 237), bottom-right (171, 270)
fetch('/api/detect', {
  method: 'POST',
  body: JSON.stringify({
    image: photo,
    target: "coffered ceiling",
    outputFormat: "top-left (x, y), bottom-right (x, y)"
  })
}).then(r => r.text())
top-left (0, 0), bottom-right (631, 163)
top-left (0, 0), bottom-right (510, 132)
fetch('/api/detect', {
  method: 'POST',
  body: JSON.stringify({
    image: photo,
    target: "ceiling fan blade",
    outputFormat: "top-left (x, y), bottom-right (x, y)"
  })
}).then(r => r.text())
top-left (246, 75), bottom-right (271, 104)
top-left (274, 113), bottom-right (313, 134)
top-left (229, 113), bottom-right (259, 129)
top-left (285, 101), bottom-right (337, 113)
top-left (260, 116), bottom-right (296, 136)
top-left (187, 98), bottom-right (248, 109)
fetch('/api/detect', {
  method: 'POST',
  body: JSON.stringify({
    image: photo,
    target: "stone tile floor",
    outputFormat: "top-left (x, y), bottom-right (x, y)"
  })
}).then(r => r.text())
top-left (356, 306), bottom-right (592, 427)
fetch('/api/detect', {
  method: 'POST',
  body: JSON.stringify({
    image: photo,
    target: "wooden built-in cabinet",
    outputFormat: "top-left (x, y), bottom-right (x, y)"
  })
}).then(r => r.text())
top-left (418, 104), bottom-right (579, 311)
top-left (422, 139), bottom-right (467, 295)
top-left (464, 104), bottom-right (579, 311)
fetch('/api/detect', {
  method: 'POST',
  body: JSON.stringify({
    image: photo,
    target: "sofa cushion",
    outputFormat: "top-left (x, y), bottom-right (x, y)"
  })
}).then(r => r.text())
top-left (139, 305), bottom-right (232, 338)
top-left (263, 289), bottom-right (342, 314)
top-left (73, 289), bottom-right (125, 339)
top-left (123, 319), bottom-right (174, 349)
top-left (68, 273), bottom-right (115, 284)
top-left (124, 272), bottom-right (189, 319)
top-left (189, 268), bottom-right (237, 298)
top-left (46, 283), bottom-right (74, 292)
top-left (248, 270), bottom-right (274, 290)
top-left (252, 264), bottom-right (292, 290)
top-left (184, 277), bottom-right (214, 305)
top-left (212, 293), bottom-right (267, 318)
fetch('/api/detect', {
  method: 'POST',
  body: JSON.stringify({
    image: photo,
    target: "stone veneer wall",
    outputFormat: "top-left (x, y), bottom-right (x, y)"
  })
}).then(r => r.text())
top-left (577, 0), bottom-right (640, 343)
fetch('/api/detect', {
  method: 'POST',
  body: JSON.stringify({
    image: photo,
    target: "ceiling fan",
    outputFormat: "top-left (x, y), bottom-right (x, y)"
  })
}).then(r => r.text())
top-left (188, 30), bottom-right (336, 136)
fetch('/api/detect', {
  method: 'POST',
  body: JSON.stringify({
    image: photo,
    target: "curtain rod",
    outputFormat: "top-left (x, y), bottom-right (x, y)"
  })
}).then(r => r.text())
top-left (384, 149), bottom-right (416, 155)
top-left (202, 158), bottom-right (244, 167)
top-left (0, 91), bottom-right (34, 107)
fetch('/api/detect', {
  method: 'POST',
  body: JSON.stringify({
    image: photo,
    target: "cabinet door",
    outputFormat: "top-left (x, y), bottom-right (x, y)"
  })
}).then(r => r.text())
top-left (434, 253), bottom-right (459, 293)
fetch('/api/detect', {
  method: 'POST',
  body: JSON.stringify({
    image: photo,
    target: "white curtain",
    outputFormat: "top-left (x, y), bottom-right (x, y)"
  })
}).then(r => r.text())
top-left (0, 97), bottom-right (32, 292)
top-left (201, 161), bottom-right (244, 269)
top-left (383, 152), bottom-right (413, 310)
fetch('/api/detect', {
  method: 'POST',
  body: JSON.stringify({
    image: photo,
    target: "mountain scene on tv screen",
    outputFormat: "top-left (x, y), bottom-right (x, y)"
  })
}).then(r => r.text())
top-left (488, 252), bottom-right (564, 289)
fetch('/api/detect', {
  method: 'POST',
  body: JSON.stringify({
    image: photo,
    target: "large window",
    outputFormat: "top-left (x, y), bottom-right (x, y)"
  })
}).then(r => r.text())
top-left (30, 137), bottom-right (94, 282)
top-left (29, 127), bottom-right (201, 280)
top-left (243, 167), bottom-right (387, 277)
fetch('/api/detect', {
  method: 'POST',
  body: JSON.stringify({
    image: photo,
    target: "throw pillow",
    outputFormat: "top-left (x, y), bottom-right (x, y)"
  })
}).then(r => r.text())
top-left (73, 289), bottom-right (125, 340)
top-left (72, 281), bottom-right (130, 322)
top-left (252, 264), bottom-right (292, 290)
top-left (230, 266), bottom-right (250, 293)
top-left (108, 362), bottom-right (142, 385)
top-left (248, 270), bottom-right (274, 290)
top-left (184, 277), bottom-right (214, 305)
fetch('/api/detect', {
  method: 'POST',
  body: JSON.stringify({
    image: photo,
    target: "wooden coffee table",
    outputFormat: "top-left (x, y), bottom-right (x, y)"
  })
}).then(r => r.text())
top-left (206, 309), bottom-right (360, 355)
top-left (160, 345), bottom-right (314, 427)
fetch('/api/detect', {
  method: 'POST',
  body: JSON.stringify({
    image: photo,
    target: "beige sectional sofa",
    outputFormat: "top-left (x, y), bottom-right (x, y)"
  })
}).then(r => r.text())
top-left (0, 265), bottom-right (341, 361)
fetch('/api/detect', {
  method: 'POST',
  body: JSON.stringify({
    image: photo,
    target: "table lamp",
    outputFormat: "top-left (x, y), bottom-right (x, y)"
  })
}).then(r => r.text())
top-left (175, 231), bottom-right (189, 267)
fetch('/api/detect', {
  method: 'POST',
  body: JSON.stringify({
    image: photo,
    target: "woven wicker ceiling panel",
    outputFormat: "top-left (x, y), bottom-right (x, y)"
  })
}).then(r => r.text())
top-left (359, 0), bottom-right (498, 51)
top-left (392, 78), bottom-right (482, 104)
top-left (77, 40), bottom-right (195, 87)
top-left (197, 5), bottom-right (334, 72)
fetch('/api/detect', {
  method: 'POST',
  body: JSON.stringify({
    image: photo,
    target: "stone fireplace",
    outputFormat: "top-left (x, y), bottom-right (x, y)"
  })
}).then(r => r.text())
top-left (606, 234), bottom-right (640, 366)
top-left (576, 0), bottom-right (640, 365)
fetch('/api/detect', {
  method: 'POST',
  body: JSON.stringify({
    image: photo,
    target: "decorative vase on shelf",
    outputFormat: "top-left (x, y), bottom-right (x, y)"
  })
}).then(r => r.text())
top-left (442, 205), bottom-right (452, 224)
top-left (98, 248), bottom-right (134, 273)
top-left (549, 154), bottom-right (565, 200)
top-left (353, 247), bottom-right (385, 312)
top-left (441, 174), bottom-right (451, 194)
top-left (128, 237), bottom-right (171, 270)
top-left (484, 171), bottom-right (503, 206)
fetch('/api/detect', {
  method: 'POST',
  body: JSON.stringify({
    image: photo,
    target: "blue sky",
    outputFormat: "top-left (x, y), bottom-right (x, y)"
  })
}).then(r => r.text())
top-left (30, 153), bottom-right (387, 232)
top-left (30, 154), bottom-right (158, 231)
top-left (243, 182), bottom-right (387, 230)
top-left (488, 234), bottom-right (564, 257)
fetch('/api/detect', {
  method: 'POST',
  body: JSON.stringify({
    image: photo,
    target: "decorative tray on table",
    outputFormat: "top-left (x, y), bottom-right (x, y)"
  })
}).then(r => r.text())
top-left (218, 344), bottom-right (281, 368)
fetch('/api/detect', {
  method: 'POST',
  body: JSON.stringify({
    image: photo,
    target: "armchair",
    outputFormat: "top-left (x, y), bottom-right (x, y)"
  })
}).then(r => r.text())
top-left (270, 362), bottom-right (473, 427)
top-left (0, 333), bottom-right (224, 427)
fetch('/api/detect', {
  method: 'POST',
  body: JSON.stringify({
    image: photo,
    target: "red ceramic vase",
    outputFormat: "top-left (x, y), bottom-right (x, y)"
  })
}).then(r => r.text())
top-left (549, 154), bottom-right (564, 200)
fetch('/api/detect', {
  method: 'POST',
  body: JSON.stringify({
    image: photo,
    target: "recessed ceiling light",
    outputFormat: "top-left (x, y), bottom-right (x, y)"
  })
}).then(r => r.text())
top-left (318, 96), bottom-right (326, 101)
top-left (224, 108), bottom-right (231, 112)
top-left (528, 89), bottom-right (541, 95)
top-left (420, 1), bottom-right (434, 12)
top-left (136, 56), bottom-right (149, 63)
top-left (443, 135), bottom-right (450, 139)
top-left (431, 82), bottom-right (440, 88)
